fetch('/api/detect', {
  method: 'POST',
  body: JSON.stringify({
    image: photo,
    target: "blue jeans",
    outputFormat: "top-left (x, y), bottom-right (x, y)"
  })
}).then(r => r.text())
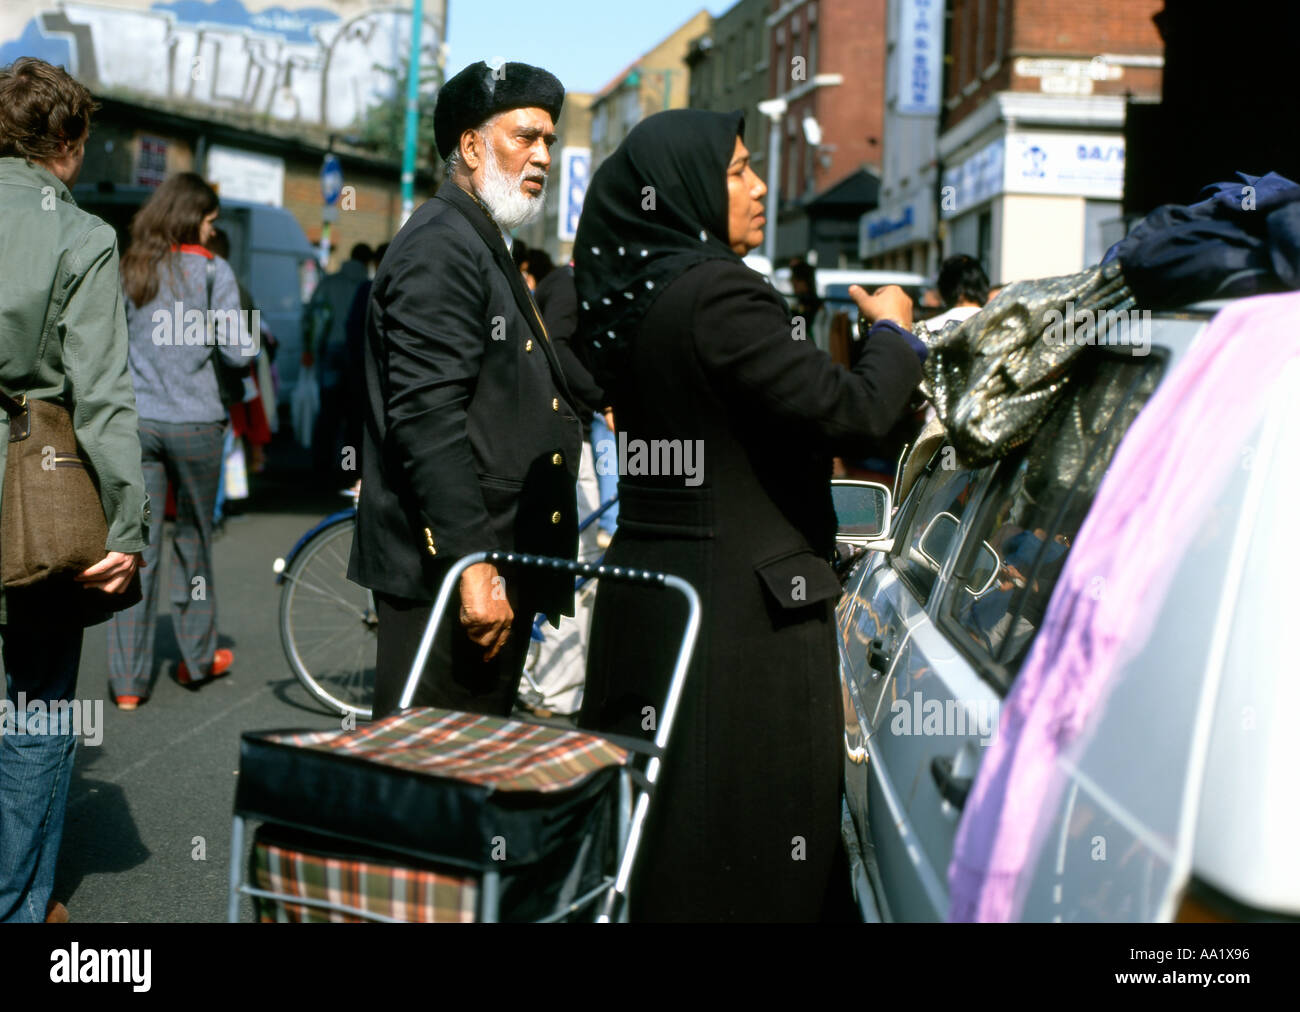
top-left (590, 413), bottom-right (620, 534)
top-left (0, 615), bottom-right (84, 922)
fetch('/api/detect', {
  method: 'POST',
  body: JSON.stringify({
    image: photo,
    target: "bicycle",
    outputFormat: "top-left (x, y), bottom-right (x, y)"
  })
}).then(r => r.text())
top-left (274, 487), bottom-right (376, 719)
top-left (276, 489), bottom-right (617, 721)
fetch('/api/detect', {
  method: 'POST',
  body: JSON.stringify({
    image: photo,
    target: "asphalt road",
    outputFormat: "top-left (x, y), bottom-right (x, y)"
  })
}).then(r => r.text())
top-left (51, 439), bottom-right (351, 924)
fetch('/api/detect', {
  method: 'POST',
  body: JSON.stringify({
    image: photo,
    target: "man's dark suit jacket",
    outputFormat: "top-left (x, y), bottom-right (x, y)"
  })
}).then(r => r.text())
top-left (348, 182), bottom-right (582, 614)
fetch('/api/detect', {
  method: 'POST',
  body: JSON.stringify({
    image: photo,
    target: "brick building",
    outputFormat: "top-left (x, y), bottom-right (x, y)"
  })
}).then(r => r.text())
top-left (936, 0), bottom-right (1164, 284)
top-left (589, 11), bottom-right (713, 171)
top-left (80, 94), bottom-right (436, 273)
top-left (686, 0), bottom-right (770, 173)
top-left (765, 0), bottom-right (888, 265)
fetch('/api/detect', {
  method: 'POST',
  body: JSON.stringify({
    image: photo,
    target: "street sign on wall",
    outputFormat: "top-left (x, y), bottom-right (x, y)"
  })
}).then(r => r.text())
top-left (558, 147), bottom-right (591, 242)
top-left (320, 153), bottom-right (343, 204)
top-left (206, 144), bottom-right (285, 206)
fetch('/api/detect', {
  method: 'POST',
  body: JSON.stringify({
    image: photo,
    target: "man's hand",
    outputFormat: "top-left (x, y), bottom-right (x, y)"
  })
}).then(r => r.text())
top-left (850, 284), bottom-right (914, 330)
top-left (76, 551), bottom-right (145, 594)
top-left (459, 562), bottom-right (513, 661)
top-left (602, 408), bottom-right (615, 434)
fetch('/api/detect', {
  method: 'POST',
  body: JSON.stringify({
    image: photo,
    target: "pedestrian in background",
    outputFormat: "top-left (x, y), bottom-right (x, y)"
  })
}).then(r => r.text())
top-left (304, 242), bottom-right (370, 484)
top-left (929, 253), bottom-right (990, 328)
top-left (206, 226), bottom-right (271, 529)
top-left (344, 241), bottom-right (389, 478)
top-left (0, 57), bottom-right (147, 921)
top-left (108, 172), bottom-right (248, 708)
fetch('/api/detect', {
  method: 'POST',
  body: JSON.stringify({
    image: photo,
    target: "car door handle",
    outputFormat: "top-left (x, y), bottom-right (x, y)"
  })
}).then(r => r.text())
top-left (930, 756), bottom-right (972, 810)
top-left (867, 637), bottom-right (892, 673)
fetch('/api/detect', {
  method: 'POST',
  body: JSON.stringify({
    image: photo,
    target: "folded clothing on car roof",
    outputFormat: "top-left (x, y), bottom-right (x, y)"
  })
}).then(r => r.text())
top-left (1104, 170), bottom-right (1300, 309)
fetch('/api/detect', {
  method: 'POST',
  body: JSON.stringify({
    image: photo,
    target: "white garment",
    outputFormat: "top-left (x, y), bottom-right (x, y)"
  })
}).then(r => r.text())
top-left (519, 439), bottom-right (601, 715)
top-left (924, 304), bottom-right (982, 329)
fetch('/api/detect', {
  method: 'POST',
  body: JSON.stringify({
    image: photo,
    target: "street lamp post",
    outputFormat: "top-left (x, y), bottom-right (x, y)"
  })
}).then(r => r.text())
top-left (400, 0), bottom-right (425, 227)
top-left (757, 97), bottom-right (787, 265)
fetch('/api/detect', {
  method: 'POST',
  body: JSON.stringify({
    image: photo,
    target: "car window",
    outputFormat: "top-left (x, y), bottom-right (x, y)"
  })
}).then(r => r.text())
top-left (947, 351), bottom-right (1163, 684)
top-left (892, 451), bottom-right (984, 606)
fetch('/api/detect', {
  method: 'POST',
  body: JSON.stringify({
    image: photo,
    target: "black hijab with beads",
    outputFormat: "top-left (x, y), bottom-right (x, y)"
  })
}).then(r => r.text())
top-left (574, 108), bottom-right (747, 400)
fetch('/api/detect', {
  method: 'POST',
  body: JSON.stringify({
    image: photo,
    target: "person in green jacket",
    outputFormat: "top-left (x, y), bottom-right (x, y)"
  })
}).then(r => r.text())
top-left (0, 57), bottom-right (148, 923)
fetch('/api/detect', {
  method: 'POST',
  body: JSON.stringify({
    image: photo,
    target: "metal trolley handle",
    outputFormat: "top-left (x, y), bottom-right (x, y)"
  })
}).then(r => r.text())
top-left (399, 550), bottom-right (702, 760)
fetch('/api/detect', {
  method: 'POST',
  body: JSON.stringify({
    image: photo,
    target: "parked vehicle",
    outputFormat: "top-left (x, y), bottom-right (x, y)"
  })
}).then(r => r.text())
top-left (769, 266), bottom-right (927, 303)
top-left (831, 300), bottom-right (1297, 922)
top-left (73, 182), bottom-right (317, 407)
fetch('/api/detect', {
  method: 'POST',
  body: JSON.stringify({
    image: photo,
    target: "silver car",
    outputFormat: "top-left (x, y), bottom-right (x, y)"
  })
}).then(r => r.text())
top-left (832, 301), bottom-right (1299, 922)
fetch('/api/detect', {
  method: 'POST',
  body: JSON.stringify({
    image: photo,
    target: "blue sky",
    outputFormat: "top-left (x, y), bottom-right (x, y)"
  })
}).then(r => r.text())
top-left (444, 1), bottom-right (734, 94)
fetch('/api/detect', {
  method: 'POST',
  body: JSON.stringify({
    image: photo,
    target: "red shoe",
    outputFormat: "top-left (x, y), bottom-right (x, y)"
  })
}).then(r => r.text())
top-left (177, 648), bottom-right (234, 686)
top-left (115, 695), bottom-right (142, 711)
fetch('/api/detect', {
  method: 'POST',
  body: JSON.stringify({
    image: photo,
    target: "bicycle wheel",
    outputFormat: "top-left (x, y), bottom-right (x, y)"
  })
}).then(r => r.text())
top-left (279, 516), bottom-right (376, 719)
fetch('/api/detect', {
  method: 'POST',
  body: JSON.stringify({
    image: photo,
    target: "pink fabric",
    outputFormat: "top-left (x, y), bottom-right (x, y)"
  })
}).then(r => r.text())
top-left (948, 291), bottom-right (1300, 922)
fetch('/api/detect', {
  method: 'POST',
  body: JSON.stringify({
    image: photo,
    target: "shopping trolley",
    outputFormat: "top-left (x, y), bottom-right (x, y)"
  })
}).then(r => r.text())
top-left (227, 550), bottom-right (700, 923)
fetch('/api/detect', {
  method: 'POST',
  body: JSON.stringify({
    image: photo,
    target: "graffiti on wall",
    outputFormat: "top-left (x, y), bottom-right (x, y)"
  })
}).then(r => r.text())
top-left (0, 1), bottom-right (445, 130)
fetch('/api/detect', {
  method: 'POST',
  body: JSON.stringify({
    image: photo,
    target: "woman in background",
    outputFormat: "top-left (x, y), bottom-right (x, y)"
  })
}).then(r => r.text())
top-left (108, 173), bottom-right (247, 708)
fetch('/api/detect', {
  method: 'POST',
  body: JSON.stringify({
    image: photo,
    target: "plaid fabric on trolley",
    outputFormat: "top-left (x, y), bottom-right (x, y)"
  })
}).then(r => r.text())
top-left (274, 707), bottom-right (629, 792)
top-left (252, 829), bottom-right (478, 923)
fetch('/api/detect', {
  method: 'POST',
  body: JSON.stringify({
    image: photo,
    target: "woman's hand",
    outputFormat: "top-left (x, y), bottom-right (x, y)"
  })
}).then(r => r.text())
top-left (76, 551), bottom-right (145, 594)
top-left (850, 284), bottom-right (914, 330)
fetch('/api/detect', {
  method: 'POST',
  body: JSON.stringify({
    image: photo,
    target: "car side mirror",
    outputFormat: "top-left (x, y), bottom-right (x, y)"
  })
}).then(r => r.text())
top-left (832, 479), bottom-right (892, 544)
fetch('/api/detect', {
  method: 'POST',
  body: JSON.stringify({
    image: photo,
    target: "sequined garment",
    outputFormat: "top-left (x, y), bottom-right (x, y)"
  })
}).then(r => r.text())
top-left (915, 261), bottom-right (1136, 467)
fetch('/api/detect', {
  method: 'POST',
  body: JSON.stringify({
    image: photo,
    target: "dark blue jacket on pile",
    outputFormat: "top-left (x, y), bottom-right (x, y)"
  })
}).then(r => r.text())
top-left (1104, 171), bottom-right (1300, 309)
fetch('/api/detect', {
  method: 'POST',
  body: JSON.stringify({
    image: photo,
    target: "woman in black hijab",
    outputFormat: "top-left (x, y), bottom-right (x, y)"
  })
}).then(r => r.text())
top-left (574, 109), bottom-right (925, 921)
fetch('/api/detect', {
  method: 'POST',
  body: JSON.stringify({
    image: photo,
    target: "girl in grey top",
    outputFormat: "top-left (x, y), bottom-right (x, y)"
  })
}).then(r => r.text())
top-left (108, 172), bottom-right (245, 709)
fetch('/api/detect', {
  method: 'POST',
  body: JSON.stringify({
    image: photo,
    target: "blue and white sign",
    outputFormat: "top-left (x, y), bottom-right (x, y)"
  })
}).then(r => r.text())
top-left (940, 137), bottom-right (1005, 219)
top-left (320, 154), bottom-right (343, 205)
top-left (558, 147), bottom-right (591, 242)
top-left (1005, 132), bottom-right (1125, 199)
top-left (859, 196), bottom-right (934, 259)
top-left (895, 0), bottom-right (943, 116)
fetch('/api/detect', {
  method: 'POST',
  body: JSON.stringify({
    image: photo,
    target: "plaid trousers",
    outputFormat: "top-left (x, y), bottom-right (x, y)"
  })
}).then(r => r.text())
top-left (107, 420), bottom-right (225, 698)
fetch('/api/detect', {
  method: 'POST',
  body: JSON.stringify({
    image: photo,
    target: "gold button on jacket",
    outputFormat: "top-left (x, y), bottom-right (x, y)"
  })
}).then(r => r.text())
top-left (550, 511), bottom-right (561, 524)
top-left (551, 452), bottom-right (563, 466)
top-left (551, 397), bottom-right (559, 411)
top-left (525, 339), bottom-right (534, 352)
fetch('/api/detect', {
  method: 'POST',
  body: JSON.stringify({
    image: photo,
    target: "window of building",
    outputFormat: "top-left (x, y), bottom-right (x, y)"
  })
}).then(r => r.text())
top-left (960, 0), bottom-right (972, 87)
top-left (977, 209), bottom-right (993, 277)
top-left (994, 0), bottom-right (1007, 66)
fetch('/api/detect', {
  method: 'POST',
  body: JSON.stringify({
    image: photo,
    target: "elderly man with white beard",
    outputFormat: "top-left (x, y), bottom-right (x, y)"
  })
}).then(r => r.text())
top-left (348, 61), bottom-right (582, 719)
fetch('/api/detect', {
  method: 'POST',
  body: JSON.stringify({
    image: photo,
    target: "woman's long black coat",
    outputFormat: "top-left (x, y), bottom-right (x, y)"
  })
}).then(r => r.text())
top-left (578, 259), bottom-right (922, 921)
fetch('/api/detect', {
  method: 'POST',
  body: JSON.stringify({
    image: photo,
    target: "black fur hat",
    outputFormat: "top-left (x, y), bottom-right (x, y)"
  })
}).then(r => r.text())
top-left (434, 61), bottom-right (564, 160)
